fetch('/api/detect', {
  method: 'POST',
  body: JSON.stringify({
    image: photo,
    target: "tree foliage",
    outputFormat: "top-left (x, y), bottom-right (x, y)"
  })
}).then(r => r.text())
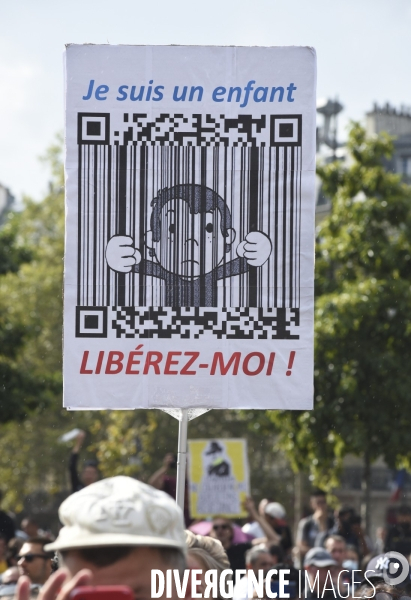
top-left (0, 204), bottom-right (38, 420)
top-left (271, 123), bottom-right (411, 490)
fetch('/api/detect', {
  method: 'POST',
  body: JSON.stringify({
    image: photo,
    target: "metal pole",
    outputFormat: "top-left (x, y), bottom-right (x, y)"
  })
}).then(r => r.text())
top-left (176, 409), bottom-right (189, 511)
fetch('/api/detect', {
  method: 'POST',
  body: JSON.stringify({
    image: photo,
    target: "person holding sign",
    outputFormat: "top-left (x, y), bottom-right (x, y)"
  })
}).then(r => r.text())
top-left (148, 453), bottom-right (190, 525)
top-left (68, 431), bottom-right (99, 493)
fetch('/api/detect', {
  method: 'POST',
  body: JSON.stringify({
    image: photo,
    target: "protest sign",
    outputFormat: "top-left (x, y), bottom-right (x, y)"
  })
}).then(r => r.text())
top-left (64, 45), bottom-right (316, 410)
top-left (188, 438), bottom-right (249, 518)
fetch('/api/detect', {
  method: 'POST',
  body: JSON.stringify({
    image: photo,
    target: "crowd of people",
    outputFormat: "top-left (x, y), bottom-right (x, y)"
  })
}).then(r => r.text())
top-left (0, 432), bottom-right (410, 600)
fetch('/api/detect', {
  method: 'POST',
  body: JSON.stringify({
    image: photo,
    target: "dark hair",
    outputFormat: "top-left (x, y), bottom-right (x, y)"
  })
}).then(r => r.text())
top-left (351, 514), bottom-right (362, 525)
top-left (271, 563), bottom-right (299, 584)
top-left (27, 537), bottom-right (54, 557)
top-left (311, 489), bottom-right (326, 497)
top-left (398, 505), bottom-right (411, 516)
top-left (358, 580), bottom-right (411, 597)
top-left (61, 546), bottom-right (186, 573)
top-left (7, 538), bottom-right (24, 560)
top-left (268, 544), bottom-right (284, 562)
top-left (360, 582), bottom-right (406, 598)
top-left (338, 506), bottom-right (352, 515)
top-left (212, 516), bottom-right (234, 530)
top-left (83, 460), bottom-right (99, 470)
top-left (23, 516), bottom-right (39, 526)
top-left (150, 184), bottom-right (233, 252)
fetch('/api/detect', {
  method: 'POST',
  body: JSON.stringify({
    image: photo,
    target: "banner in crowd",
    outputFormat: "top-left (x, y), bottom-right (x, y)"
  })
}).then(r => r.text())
top-left (188, 438), bottom-right (249, 518)
top-left (63, 45), bottom-right (317, 409)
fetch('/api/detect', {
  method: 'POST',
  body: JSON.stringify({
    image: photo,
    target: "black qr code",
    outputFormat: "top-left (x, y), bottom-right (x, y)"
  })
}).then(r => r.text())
top-left (79, 113), bottom-right (302, 148)
top-left (123, 113), bottom-right (267, 147)
top-left (110, 307), bottom-right (300, 339)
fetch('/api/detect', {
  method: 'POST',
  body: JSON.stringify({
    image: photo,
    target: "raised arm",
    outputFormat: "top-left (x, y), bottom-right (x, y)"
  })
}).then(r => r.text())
top-left (243, 497), bottom-right (281, 545)
top-left (69, 430), bottom-right (85, 493)
top-left (148, 453), bottom-right (175, 490)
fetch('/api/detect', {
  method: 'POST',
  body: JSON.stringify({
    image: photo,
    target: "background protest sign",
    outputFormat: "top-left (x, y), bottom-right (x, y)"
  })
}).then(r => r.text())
top-left (63, 45), bottom-right (317, 410)
top-left (188, 438), bottom-right (249, 518)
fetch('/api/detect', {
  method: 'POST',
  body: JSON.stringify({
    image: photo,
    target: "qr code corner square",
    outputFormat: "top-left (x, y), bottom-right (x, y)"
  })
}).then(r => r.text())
top-left (76, 306), bottom-right (107, 338)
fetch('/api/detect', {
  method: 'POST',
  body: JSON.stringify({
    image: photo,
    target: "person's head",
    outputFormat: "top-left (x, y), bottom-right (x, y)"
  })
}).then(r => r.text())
top-left (210, 518), bottom-right (234, 549)
top-left (246, 546), bottom-right (277, 576)
top-left (398, 506), bottom-right (411, 525)
top-left (44, 476), bottom-right (187, 600)
top-left (324, 535), bottom-right (347, 568)
top-left (343, 544), bottom-right (360, 570)
top-left (336, 507), bottom-right (355, 531)
top-left (358, 582), bottom-right (411, 599)
top-left (7, 537), bottom-right (24, 566)
top-left (267, 544), bottom-right (284, 565)
top-left (264, 502), bottom-right (287, 529)
top-left (361, 553), bottom-right (411, 592)
top-left (147, 184), bottom-right (236, 279)
top-left (304, 547), bottom-right (338, 591)
top-left (185, 531), bottom-right (230, 600)
top-left (310, 490), bottom-right (328, 513)
top-left (17, 537), bottom-right (53, 585)
top-left (81, 460), bottom-right (99, 487)
top-left (21, 517), bottom-right (40, 538)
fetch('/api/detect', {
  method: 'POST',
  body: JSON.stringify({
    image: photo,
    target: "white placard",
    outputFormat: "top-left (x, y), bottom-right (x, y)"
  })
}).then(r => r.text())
top-left (64, 45), bottom-right (316, 410)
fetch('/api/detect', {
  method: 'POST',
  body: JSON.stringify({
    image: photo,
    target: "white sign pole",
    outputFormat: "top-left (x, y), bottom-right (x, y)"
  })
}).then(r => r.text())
top-left (176, 408), bottom-right (189, 510)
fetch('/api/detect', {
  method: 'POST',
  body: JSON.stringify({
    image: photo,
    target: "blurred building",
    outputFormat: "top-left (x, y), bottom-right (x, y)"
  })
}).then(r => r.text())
top-left (0, 182), bottom-right (14, 225)
top-left (316, 101), bottom-right (411, 225)
top-left (366, 102), bottom-right (411, 183)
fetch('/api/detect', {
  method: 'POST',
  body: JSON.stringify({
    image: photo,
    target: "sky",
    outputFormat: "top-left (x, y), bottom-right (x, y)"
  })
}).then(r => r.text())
top-left (1, 0), bottom-right (411, 202)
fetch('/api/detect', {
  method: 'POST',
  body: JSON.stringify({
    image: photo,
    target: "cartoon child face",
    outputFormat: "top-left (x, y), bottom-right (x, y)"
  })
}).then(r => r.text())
top-left (148, 198), bottom-right (235, 278)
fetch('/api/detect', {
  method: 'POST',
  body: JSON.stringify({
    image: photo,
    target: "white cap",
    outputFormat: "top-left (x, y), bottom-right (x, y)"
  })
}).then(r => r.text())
top-left (264, 502), bottom-right (286, 520)
top-left (45, 476), bottom-right (186, 552)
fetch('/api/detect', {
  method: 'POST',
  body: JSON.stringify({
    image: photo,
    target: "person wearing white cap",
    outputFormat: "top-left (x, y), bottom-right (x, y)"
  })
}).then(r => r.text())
top-left (242, 500), bottom-right (292, 557)
top-left (16, 476), bottom-right (187, 600)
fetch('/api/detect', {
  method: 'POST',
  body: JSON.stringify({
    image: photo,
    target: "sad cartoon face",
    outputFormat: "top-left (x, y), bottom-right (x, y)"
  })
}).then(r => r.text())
top-left (146, 197), bottom-right (236, 278)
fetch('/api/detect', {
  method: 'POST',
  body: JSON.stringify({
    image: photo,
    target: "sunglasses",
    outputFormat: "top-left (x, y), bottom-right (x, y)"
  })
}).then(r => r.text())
top-left (212, 524), bottom-right (230, 531)
top-left (17, 553), bottom-right (50, 563)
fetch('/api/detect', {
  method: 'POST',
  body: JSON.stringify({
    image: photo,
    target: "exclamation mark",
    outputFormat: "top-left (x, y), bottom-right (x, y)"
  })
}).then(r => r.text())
top-left (286, 351), bottom-right (295, 376)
